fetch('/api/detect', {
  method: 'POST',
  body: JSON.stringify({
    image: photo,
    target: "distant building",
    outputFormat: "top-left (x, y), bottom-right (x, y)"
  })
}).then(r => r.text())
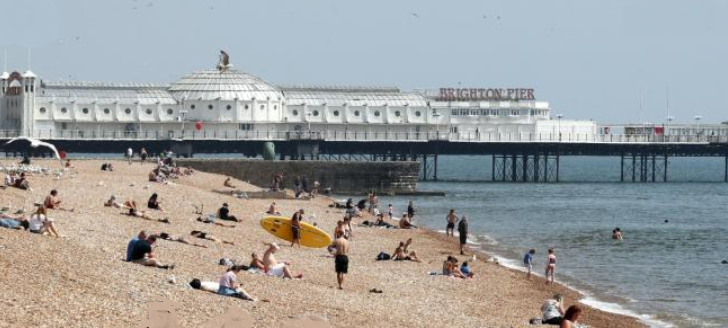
top-left (0, 54), bottom-right (596, 141)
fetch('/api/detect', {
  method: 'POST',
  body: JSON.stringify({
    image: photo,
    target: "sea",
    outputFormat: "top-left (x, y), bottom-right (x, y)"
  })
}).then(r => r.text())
top-left (378, 156), bottom-right (728, 328)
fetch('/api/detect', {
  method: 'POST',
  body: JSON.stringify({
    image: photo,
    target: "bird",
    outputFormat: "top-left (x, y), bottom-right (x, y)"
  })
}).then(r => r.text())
top-left (410, 12), bottom-right (420, 18)
top-left (3, 137), bottom-right (63, 164)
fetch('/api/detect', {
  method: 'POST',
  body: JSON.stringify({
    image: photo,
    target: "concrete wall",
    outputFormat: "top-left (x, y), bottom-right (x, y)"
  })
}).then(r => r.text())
top-left (176, 159), bottom-right (419, 194)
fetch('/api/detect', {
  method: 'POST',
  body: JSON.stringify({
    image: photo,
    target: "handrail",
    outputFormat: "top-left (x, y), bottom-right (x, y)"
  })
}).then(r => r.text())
top-left (0, 129), bottom-right (726, 144)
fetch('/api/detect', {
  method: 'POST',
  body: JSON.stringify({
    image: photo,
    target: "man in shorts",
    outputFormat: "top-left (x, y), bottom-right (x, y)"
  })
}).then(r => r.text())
top-left (333, 233), bottom-right (349, 290)
top-left (290, 209), bottom-right (304, 248)
top-left (445, 209), bottom-right (459, 237)
top-left (129, 235), bottom-right (174, 270)
top-left (524, 249), bottom-right (536, 279)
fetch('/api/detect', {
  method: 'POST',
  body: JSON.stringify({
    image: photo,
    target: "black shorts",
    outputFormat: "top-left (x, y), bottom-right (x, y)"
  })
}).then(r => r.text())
top-left (542, 317), bottom-right (562, 325)
top-left (291, 226), bottom-right (300, 239)
top-left (335, 255), bottom-right (349, 274)
top-left (446, 222), bottom-right (455, 230)
top-left (459, 233), bottom-right (467, 245)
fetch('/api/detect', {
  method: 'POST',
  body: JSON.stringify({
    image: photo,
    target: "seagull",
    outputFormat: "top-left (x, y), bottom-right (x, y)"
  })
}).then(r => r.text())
top-left (411, 12), bottom-right (420, 18)
top-left (3, 137), bottom-right (62, 164)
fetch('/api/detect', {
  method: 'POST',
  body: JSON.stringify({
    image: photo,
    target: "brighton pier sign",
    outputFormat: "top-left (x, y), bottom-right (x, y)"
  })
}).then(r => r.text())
top-left (437, 88), bottom-right (535, 101)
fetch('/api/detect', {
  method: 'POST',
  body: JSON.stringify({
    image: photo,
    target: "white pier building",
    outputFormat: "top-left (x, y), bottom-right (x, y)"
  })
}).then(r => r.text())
top-left (0, 53), bottom-right (597, 142)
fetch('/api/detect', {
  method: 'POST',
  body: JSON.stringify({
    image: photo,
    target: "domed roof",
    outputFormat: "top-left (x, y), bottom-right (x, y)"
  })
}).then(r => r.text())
top-left (168, 69), bottom-right (282, 102)
top-left (22, 70), bottom-right (37, 78)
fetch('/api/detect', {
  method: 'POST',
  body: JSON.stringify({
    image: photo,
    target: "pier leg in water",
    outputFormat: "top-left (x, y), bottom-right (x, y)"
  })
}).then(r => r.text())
top-left (664, 154), bottom-right (668, 182)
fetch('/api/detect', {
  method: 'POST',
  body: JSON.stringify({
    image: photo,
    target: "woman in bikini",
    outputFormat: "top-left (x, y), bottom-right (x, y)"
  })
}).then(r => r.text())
top-left (158, 232), bottom-right (207, 248)
top-left (190, 230), bottom-right (235, 245)
top-left (546, 248), bottom-right (556, 285)
top-left (123, 199), bottom-right (170, 224)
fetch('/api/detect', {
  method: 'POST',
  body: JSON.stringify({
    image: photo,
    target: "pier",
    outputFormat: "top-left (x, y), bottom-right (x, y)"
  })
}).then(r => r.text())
top-left (2, 129), bottom-right (728, 183)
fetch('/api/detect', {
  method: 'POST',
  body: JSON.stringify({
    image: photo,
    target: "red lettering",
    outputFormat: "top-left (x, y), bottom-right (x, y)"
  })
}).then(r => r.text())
top-left (478, 88), bottom-right (486, 99)
top-left (469, 89), bottom-right (478, 100)
top-left (439, 88), bottom-right (448, 100)
top-left (485, 89), bottom-right (496, 99)
top-left (526, 89), bottom-right (535, 100)
top-left (519, 89), bottom-right (526, 100)
top-left (493, 89), bottom-right (503, 100)
top-left (448, 88), bottom-right (456, 100)
top-left (507, 89), bottom-right (516, 100)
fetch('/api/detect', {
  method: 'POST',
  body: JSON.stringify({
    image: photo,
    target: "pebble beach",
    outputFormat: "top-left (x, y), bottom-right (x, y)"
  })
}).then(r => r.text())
top-left (0, 159), bottom-right (647, 328)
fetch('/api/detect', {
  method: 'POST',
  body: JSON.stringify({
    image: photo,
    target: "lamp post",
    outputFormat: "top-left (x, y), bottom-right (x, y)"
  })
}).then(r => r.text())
top-left (666, 116), bottom-right (674, 140)
top-left (179, 110), bottom-right (188, 139)
top-left (432, 112), bottom-right (442, 140)
top-left (556, 113), bottom-right (564, 141)
top-left (306, 113), bottom-right (312, 138)
top-left (694, 115), bottom-right (702, 138)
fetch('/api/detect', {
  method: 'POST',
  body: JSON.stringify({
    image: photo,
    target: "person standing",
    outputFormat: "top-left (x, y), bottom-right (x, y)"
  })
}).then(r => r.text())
top-left (291, 209), bottom-right (304, 248)
top-left (407, 201), bottom-right (415, 219)
top-left (126, 147), bottom-right (133, 164)
top-left (524, 249), bottom-right (536, 280)
top-left (333, 233), bottom-right (350, 290)
top-left (446, 209), bottom-right (459, 237)
top-left (140, 148), bottom-right (148, 164)
top-left (545, 248), bottom-right (556, 285)
top-left (457, 215), bottom-right (468, 255)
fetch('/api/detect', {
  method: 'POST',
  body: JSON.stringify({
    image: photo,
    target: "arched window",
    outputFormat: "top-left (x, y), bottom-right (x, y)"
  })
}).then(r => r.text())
top-left (226, 105), bottom-right (232, 110)
top-left (313, 110), bottom-right (319, 116)
top-left (333, 110), bottom-right (340, 116)
top-left (292, 110), bottom-right (299, 116)
top-left (61, 107), bottom-right (68, 114)
top-left (415, 111), bottom-right (422, 117)
top-left (145, 108), bottom-right (153, 115)
top-left (39, 107), bottom-right (47, 114)
top-left (374, 111), bottom-right (381, 117)
top-left (190, 104), bottom-right (196, 110)
top-left (103, 108), bottom-right (110, 114)
top-left (167, 109), bottom-right (173, 115)
top-left (208, 104), bottom-right (214, 110)
top-left (82, 108), bottom-right (89, 114)
top-left (354, 111), bottom-right (360, 117)
top-left (125, 108), bottom-right (132, 114)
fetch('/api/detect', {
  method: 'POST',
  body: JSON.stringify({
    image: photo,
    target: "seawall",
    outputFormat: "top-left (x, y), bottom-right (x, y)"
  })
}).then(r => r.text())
top-left (175, 159), bottom-right (419, 194)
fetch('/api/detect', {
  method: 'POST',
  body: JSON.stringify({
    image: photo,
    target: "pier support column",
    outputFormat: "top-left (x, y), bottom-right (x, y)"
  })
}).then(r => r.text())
top-left (652, 155), bottom-right (657, 182)
top-left (491, 155), bottom-right (496, 182)
top-left (421, 154), bottom-right (428, 181)
top-left (664, 154), bottom-right (668, 182)
top-left (555, 154), bottom-right (560, 182)
top-left (522, 154), bottom-right (529, 182)
top-left (511, 154), bottom-right (518, 181)
top-left (533, 154), bottom-right (540, 182)
top-left (433, 153), bottom-right (439, 181)
top-left (632, 154), bottom-right (636, 182)
top-left (620, 154), bottom-right (625, 182)
top-left (725, 155), bottom-right (727, 182)
top-left (543, 154), bottom-right (549, 182)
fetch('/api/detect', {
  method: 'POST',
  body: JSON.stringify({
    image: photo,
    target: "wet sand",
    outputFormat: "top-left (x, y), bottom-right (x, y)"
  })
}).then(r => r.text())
top-left (0, 159), bottom-right (646, 328)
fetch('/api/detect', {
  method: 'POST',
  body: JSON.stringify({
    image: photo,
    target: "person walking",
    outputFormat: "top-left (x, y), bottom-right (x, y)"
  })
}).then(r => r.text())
top-left (333, 233), bottom-right (350, 290)
top-left (291, 209), bottom-right (304, 248)
top-left (457, 215), bottom-right (469, 255)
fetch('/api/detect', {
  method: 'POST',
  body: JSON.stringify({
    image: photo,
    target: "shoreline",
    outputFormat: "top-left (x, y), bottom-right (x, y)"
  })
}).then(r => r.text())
top-left (0, 159), bottom-right (648, 328)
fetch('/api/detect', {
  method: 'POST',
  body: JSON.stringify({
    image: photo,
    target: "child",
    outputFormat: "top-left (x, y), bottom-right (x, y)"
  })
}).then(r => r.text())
top-left (388, 204), bottom-right (394, 219)
top-left (460, 261), bottom-right (474, 278)
top-left (524, 249), bottom-right (536, 279)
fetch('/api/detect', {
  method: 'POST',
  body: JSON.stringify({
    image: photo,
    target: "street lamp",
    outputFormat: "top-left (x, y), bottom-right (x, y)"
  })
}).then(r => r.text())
top-left (556, 113), bottom-right (564, 141)
top-left (432, 112), bottom-right (442, 140)
top-left (694, 115), bottom-right (702, 137)
top-left (666, 116), bottom-right (674, 138)
top-left (179, 110), bottom-right (188, 138)
top-left (306, 113), bottom-right (312, 138)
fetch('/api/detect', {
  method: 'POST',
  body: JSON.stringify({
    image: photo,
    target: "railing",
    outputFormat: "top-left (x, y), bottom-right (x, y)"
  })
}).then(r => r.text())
top-left (1, 129), bottom-right (727, 144)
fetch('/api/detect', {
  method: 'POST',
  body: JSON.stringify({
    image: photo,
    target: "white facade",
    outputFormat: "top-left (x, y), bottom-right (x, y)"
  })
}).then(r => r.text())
top-left (0, 59), bottom-right (597, 142)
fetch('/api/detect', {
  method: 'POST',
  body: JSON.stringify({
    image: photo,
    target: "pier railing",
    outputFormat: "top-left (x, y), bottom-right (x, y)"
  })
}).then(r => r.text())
top-left (1, 129), bottom-right (727, 144)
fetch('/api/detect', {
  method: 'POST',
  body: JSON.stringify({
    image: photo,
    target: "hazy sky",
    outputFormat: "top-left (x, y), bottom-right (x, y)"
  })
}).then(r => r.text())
top-left (2, 0), bottom-right (727, 124)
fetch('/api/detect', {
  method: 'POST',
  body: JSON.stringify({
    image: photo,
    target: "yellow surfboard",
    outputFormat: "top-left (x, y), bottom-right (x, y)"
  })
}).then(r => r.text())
top-left (259, 216), bottom-right (332, 249)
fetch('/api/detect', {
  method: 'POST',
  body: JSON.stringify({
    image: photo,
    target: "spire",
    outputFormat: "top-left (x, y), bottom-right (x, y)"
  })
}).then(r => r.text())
top-left (22, 47), bottom-right (36, 79)
top-left (1, 47), bottom-right (8, 80)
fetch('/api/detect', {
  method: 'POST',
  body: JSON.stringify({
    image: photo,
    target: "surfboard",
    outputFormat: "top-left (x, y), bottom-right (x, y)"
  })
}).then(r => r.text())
top-left (259, 216), bottom-right (332, 249)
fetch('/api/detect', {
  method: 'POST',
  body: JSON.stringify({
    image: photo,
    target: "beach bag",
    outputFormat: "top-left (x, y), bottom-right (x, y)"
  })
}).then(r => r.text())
top-left (376, 252), bottom-right (391, 261)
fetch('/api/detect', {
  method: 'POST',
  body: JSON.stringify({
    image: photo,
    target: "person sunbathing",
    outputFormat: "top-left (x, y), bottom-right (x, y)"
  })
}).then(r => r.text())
top-left (442, 256), bottom-right (466, 279)
top-left (123, 200), bottom-right (170, 223)
top-left (266, 201), bottom-right (281, 215)
top-left (104, 195), bottom-right (129, 209)
top-left (129, 235), bottom-right (175, 270)
top-left (392, 240), bottom-right (421, 262)
top-left (224, 177), bottom-right (236, 188)
top-left (262, 242), bottom-right (303, 279)
top-left (44, 189), bottom-right (74, 212)
top-left (196, 216), bottom-right (236, 228)
top-left (158, 232), bottom-right (207, 248)
top-left (189, 275), bottom-right (259, 302)
top-left (0, 213), bottom-right (28, 230)
top-left (13, 172), bottom-right (30, 190)
top-left (190, 230), bottom-right (235, 245)
top-left (147, 193), bottom-right (165, 212)
top-left (249, 253), bottom-right (266, 270)
top-left (28, 206), bottom-right (61, 238)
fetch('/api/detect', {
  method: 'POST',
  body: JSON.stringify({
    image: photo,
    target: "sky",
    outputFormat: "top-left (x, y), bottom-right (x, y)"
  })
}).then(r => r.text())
top-left (1, 0), bottom-right (727, 124)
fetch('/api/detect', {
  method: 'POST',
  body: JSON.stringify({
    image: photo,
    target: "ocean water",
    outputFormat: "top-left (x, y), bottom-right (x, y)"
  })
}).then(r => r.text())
top-left (381, 156), bottom-right (728, 328)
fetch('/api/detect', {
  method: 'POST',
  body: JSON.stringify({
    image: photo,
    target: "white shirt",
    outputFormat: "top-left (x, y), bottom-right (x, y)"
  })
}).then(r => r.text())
top-left (28, 214), bottom-right (49, 231)
top-left (126, 148), bottom-right (133, 157)
top-left (542, 300), bottom-right (562, 320)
